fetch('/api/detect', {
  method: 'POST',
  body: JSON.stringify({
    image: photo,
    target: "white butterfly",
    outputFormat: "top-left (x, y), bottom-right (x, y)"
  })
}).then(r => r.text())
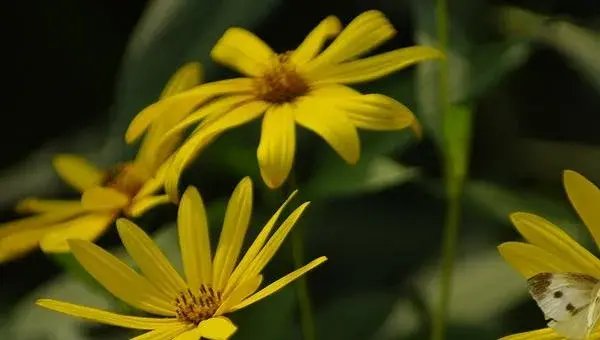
top-left (528, 272), bottom-right (600, 339)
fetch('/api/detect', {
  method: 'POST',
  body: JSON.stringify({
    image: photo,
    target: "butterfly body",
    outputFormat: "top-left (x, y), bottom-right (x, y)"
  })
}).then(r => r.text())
top-left (528, 272), bottom-right (600, 339)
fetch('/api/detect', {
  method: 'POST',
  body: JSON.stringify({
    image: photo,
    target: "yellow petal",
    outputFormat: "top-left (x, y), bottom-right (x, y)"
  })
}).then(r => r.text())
top-left (66, 239), bottom-right (175, 316)
top-left (232, 256), bottom-right (327, 312)
top-left (160, 62), bottom-right (203, 99)
top-left (0, 225), bottom-right (66, 263)
top-left (510, 212), bottom-right (600, 277)
top-left (308, 46), bottom-right (444, 84)
top-left (132, 323), bottom-right (192, 340)
top-left (211, 28), bottom-right (275, 77)
top-left (217, 275), bottom-right (263, 315)
top-left (0, 209), bottom-right (85, 239)
top-left (126, 78), bottom-right (253, 144)
top-left (39, 212), bottom-right (115, 254)
top-left (164, 101), bottom-right (268, 202)
top-left (128, 195), bottom-right (171, 218)
top-left (563, 170), bottom-right (600, 250)
top-left (499, 328), bottom-right (561, 340)
top-left (16, 198), bottom-right (83, 214)
top-left (53, 155), bottom-right (104, 192)
top-left (36, 299), bottom-right (180, 330)
top-left (212, 177), bottom-right (253, 291)
top-left (116, 219), bottom-right (188, 299)
top-left (244, 203), bottom-right (310, 278)
top-left (290, 16), bottom-right (342, 65)
top-left (340, 93), bottom-right (417, 130)
top-left (498, 242), bottom-right (582, 278)
top-left (178, 186), bottom-right (213, 290)
top-left (306, 10), bottom-right (395, 70)
top-left (223, 191), bottom-right (298, 295)
top-left (82, 187), bottom-right (130, 211)
top-left (158, 95), bottom-right (253, 155)
top-left (198, 317), bottom-right (237, 339)
top-left (257, 104), bottom-right (296, 189)
top-left (295, 96), bottom-right (360, 164)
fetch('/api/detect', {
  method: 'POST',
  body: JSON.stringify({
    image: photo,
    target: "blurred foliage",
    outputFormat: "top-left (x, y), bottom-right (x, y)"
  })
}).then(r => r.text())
top-left (2, 0), bottom-right (600, 339)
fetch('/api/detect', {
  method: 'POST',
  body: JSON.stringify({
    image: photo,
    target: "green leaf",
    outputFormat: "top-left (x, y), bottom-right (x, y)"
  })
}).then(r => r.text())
top-left (498, 6), bottom-right (600, 94)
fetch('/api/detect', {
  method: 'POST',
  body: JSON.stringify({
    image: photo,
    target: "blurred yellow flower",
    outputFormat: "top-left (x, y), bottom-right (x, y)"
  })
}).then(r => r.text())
top-left (37, 178), bottom-right (327, 339)
top-left (0, 63), bottom-right (202, 261)
top-left (498, 170), bottom-right (600, 340)
top-left (125, 10), bottom-right (443, 197)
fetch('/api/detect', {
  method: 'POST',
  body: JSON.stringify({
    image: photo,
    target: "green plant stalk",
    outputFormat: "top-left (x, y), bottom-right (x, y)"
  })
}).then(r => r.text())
top-left (279, 172), bottom-right (316, 340)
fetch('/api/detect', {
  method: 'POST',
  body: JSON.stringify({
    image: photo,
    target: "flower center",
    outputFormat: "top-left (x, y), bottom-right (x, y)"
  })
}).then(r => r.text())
top-left (102, 163), bottom-right (148, 198)
top-left (253, 53), bottom-right (310, 104)
top-left (174, 285), bottom-right (222, 325)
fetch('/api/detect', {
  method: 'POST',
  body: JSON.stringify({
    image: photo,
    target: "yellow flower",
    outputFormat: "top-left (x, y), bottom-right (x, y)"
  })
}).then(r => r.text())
top-left (498, 170), bottom-right (600, 340)
top-left (0, 63), bottom-right (202, 261)
top-left (36, 177), bottom-right (327, 339)
top-left (125, 10), bottom-right (443, 197)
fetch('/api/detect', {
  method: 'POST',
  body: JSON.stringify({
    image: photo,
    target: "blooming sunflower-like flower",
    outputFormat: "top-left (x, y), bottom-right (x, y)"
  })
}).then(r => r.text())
top-left (498, 170), bottom-right (600, 339)
top-left (0, 63), bottom-right (202, 261)
top-left (37, 177), bottom-right (327, 339)
top-left (125, 10), bottom-right (443, 198)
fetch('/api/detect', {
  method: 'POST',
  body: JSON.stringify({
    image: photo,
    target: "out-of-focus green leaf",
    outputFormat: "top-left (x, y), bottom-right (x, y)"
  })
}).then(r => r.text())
top-left (444, 105), bottom-right (473, 181)
top-left (231, 285), bottom-right (296, 340)
top-left (303, 132), bottom-right (418, 200)
top-left (110, 0), bottom-right (282, 145)
top-left (498, 6), bottom-right (600, 94)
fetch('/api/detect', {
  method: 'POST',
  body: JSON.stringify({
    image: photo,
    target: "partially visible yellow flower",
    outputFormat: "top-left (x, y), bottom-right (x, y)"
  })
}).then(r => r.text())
top-left (498, 170), bottom-right (600, 340)
top-left (36, 177), bottom-right (327, 339)
top-left (0, 63), bottom-right (202, 261)
top-left (125, 10), bottom-right (443, 198)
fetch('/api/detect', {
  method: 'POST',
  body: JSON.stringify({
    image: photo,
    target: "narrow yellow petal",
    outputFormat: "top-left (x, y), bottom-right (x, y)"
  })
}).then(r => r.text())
top-left (498, 242), bottom-right (581, 278)
top-left (212, 177), bottom-right (253, 291)
top-left (211, 28), bottom-right (275, 77)
top-left (308, 46), bottom-right (444, 84)
top-left (52, 155), bottom-right (104, 192)
top-left (499, 328), bottom-right (561, 340)
top-left (295, 96), bottom-right (360, 164)
top-left (160, 62), bottom-right (203, 99)
top-left (158, 95), bottom-right (253, 155)
top-left (128, 195), bottom-right (171, 218)
top-left (132, 323), bottom-right (192, 340)
top-left (198, 317), bottom-right (237, 339)
top-left (66, 239), bottom-right (176, 316)
top-left (16, 199), bottom-right (83, 214)
top-left (223, 191), bottom-right (298, 295)
top-left (81, 187), bottom-right (130, 211)
top-left (338, 93), bottom-right (417, 131)
top-left (563, 170), bottom-right (600, 250)
top-left (164, 101), bottom-right (268, 202)
top-left (136, 156), bottom-right (174, 200)
top-left (510, 212), bottom-right (600, 277)
top-left (36, 299), bottom-right (179, 330)
top-left (116, 219), bottom-right (188, 299)
top-left (232, 256), bottom-right (327, 312)
top-left (126, 78), bottom-right (254, 144)
top-left (217, 275), bottom-right (262, 315)
top-left (290, 16), bottom-right (342, 65)
top-left (178, 186), bottom-right (213, 291)
top-left (0, 209), bottom-right (84, 239)
top-left (39, 212), bottom-right (115, 254)
top-left (0, 225), bottom-right (66, 263)
top-left (257, 104), bottom-right (296, 189)
top-left (244, 203), bottom-right (310, 278)
top-left (306, 10), bottom-right (395, 69)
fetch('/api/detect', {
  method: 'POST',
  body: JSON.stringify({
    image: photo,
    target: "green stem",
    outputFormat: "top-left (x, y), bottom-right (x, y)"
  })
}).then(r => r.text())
top-left (292, 227), bottom-right (316, 340)
top-left (279, 172), bottom-right (316, 340)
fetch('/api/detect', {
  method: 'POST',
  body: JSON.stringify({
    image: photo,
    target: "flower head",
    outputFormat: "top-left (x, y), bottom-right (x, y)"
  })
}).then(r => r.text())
top-left (125, 10), bottom-right (443, 198)
top-left (498, 170), bottom-right (600, 339)
top-left (0, 63), bottom-right (202, 261)
top-left (36, 177), bottom-right (327, 339)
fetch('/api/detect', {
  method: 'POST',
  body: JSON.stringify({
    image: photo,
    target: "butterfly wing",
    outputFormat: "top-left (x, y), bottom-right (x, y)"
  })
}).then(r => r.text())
top-left (527, 272), bottom-right (599, 340)
top-left (585, 283), bottom-right (600, 336)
